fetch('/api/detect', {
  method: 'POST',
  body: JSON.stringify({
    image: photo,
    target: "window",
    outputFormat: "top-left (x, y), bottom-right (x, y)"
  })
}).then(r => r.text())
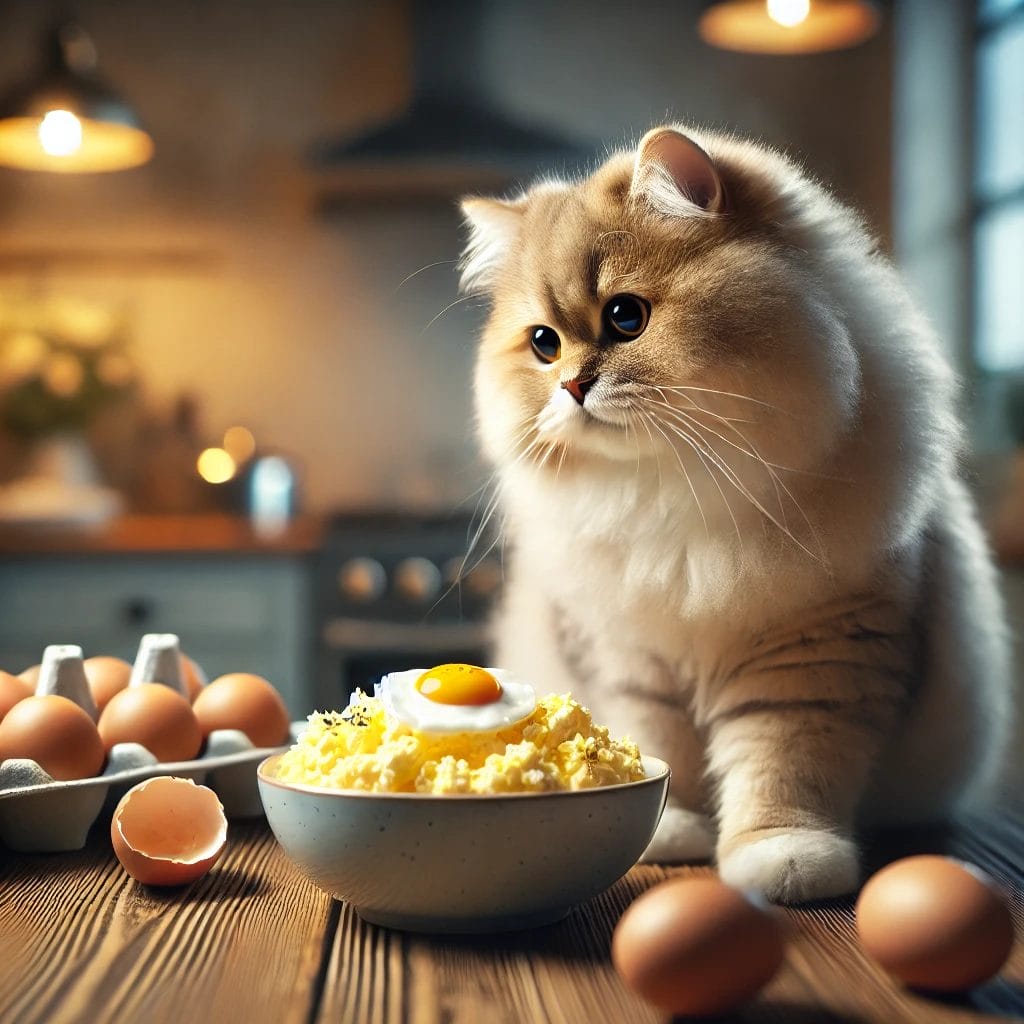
top-left (973, 2), bottom-right (1024, 372)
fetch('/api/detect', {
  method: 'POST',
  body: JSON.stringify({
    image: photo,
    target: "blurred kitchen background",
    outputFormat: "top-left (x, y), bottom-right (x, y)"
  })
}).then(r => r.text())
top-left (0, 0), bottom-right (1020, 766)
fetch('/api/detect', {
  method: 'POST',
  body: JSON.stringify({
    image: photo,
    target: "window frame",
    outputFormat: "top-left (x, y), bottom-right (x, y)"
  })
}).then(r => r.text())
top-left (969, 0), bottom-right (1024, 443)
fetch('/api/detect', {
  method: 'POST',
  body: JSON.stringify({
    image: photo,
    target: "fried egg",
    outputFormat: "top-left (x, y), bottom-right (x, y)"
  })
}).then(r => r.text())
top-left (376, 664), bottom-right (536, 734)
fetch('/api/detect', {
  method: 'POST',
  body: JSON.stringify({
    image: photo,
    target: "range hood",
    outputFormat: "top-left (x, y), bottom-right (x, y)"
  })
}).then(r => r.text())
top-left (310, 0), bottom-right (596, 206)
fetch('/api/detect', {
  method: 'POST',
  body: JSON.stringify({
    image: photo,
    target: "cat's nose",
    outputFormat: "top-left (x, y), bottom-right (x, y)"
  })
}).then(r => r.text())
top-left (561, 375), bottom-right (597, 405)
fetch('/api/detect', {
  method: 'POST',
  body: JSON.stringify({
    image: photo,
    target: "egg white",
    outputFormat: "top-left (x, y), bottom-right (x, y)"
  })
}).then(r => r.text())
top-left (375, 667), bottom-right (537, 734)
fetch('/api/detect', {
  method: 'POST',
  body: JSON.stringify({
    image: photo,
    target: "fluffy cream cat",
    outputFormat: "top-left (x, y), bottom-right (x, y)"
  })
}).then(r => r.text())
top-left (458, 126), bottom-right (1013, 903)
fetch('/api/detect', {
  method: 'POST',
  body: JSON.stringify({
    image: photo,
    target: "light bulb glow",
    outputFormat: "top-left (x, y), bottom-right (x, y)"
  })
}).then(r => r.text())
top-left (223, 425), bottom-right (256, 463)
top-left (767, 0), bottom-right (811, 28)
top-left (197, 447), bottom-right (236, 484)
top-left (37, 110), bottom-right (83, 156)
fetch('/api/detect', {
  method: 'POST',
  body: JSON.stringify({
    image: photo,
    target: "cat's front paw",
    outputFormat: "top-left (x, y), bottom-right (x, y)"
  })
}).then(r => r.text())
top-left (640, 806), bottom-right (716, 864)
top-left (717, 828), bottom-right (859, 903)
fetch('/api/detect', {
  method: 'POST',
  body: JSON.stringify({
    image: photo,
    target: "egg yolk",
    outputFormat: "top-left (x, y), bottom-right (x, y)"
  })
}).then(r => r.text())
top-left (415, 664), bottom-right (503, 706)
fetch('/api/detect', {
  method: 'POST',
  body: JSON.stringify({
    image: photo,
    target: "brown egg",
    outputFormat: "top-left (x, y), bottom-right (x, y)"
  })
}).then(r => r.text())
top-left (83, 656), bottom-right (132, 713)
top-left (181, 654), bottom-right (207, 702)
top-left (612, 876), bottom-right (785, 1016)
top-left (0, 694), bottom-right (105, 780)
top-left (111, 776), bottom-right (227, 886)
top-left (192, 672), bottom-right (290, 747)
top-left (0, 671), bottom-right (33, 720)
top-left (856, 855), bottom-right (1015, 991)
top-left (98, 683), bottom-right (203, 762)
top-left (18, 664), bottom-right (41, 689)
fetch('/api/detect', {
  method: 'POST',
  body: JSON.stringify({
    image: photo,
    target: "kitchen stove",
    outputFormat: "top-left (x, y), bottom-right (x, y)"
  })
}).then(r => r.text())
top-left (314, 511), bottom-right (502, 708)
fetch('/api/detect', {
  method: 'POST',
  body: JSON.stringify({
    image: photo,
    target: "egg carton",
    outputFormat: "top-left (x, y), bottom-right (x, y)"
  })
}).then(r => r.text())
top-left (0, 723), bottom-right (302, 853)
top-left (0, 634), bottom-right (300, 853)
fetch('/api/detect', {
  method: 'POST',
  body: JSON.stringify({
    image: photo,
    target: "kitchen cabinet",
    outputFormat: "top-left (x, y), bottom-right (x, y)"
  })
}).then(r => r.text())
top-left (0, 517), bottom-right (319, 717)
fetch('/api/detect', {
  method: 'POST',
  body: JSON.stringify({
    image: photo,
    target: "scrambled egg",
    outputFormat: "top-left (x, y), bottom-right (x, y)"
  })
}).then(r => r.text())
top-left (274, 692), bottom-right (645, 794)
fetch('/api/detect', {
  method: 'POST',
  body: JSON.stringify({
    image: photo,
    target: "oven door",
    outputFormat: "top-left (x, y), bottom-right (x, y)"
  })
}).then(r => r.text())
top-left (318, 618), bottom-right (492, 707)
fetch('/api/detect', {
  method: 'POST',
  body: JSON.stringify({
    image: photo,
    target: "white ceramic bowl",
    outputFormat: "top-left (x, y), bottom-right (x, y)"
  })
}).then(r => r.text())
top-left (258, 753), bottom-right (669, 933)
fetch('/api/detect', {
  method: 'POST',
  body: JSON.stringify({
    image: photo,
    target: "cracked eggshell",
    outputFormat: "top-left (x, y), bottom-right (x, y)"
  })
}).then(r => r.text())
top-left (111, 776), bottom-right (227, 886)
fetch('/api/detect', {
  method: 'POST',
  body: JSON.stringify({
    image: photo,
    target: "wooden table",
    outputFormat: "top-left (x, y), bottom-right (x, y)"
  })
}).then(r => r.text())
top-left (1, 815), bottom-right (1021, 1024)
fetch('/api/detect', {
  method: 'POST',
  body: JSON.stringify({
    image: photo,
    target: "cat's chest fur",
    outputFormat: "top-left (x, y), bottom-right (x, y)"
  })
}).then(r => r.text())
top-left (497, 458), bottom-right (883, 701)
top-left (503, 465), bottom-right (741, 668)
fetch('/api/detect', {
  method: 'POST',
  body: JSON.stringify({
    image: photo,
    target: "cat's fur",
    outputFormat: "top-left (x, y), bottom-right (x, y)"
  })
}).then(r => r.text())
top-left (458, 126), bottom-right (1013, 903)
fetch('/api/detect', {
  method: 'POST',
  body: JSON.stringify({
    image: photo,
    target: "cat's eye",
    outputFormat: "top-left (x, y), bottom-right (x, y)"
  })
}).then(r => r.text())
top-left (602, 294), bottom-right (650, 341)
top-left (529, 325), bottom-right (561, 363)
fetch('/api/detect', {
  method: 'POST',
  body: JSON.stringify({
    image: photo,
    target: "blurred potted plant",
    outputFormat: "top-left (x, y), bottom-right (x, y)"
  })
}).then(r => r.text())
top-left (0, 294), bottom-right (135, 525)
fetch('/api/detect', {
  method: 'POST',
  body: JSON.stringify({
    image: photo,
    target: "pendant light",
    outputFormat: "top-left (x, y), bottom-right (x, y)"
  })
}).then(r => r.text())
top-left (699, 1), bottom-right (881, 55)
top-left (0, 21), bottom-right (153, 173)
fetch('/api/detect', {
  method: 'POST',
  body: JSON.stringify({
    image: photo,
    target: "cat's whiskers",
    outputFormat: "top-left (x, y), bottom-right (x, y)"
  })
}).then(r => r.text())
top-left (436, 520), bottom-right (506, 620)
top-left (503, 420), bottom-right (542, 459)
top-left (535, 440), bottom-right (562, 473)
top-left (633, 408), bottom-right (664, 493)
top-left (668, 395), bottom-right (826, 555)
top-left (442, 420), bottom-right (535, 608)
top-left (651, 383), bottom-right (788, 416)
top-left (516, 435), bottom-right (549, 472)
top-left (636, 394), bottom-right (818, 559)
top-left (636, 406), bottom-right (714, 541)
top-left (641, 382), bottom-right (827, 549)
top-left (677, 408), bottom-right (857, 488)
top-left (420, 293), bottom-right (479, 335)
top-left (430, 475), bottom-right (505, 618)
top-left (649, 387), bottom-right (828, 560)
top-left (649, 407), bottom-right (824, 564)
top-left (554, 437), bottom-right (570, 480)
top-left (442, 416), bottom-right (545, 612)
top-left (646, 388), bottom-right (790, 530)
top-left (671, 402), bottom-right (792, 532)
top-left (512, 412), bottom-right (564, 476)
top-left (646, 406), bottom-right (777, 553)
top-left (395, 259), bottom-right (458, 291)
top-left (462, 484), bottom-right (504, 573)
top-left (624, 412), bottom-right (642, 480)
top-left (666, 389), bottom-right (847, 481)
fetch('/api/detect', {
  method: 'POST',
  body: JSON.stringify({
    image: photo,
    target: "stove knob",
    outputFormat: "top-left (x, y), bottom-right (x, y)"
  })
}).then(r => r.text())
top-left (466, 557), bottom-right (502, 597)
top-left (393, 557), bottom-right (442, 603)
top-left (442, 555), bottom-right (502, 596)
top-left (442, 556), bottom-right (466, 585)
top-left (337, 557), bottom-right (387, 602)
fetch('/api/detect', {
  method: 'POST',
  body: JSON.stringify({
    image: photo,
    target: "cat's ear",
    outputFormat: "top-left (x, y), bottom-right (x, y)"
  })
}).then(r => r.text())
top-left (459, 196), bottom-right (526, 294)
top-left (630, 128), bottom-right (725, 216)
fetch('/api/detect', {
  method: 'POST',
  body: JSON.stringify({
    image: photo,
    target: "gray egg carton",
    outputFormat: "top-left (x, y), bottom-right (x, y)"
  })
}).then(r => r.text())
top-left (0, 723), bottom-right (302, 853)
top-left (0, 634), bottom-right (299, 853)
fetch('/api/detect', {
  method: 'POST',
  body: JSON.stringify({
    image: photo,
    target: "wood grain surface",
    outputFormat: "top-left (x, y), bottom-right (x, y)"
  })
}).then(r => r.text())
top-left (1, 815), bottom-right (1021, 1024)
top-left (0, 822), bottom-right (333, 1024)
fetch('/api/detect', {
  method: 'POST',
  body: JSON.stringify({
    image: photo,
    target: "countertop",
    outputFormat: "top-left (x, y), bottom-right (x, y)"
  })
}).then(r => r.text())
top-left (0, 511), bottom-right (1019, 568)
top-left (0, 514), bottom-right (323, 558)
top-left (0, 816), bottom-right (1021, 1024)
